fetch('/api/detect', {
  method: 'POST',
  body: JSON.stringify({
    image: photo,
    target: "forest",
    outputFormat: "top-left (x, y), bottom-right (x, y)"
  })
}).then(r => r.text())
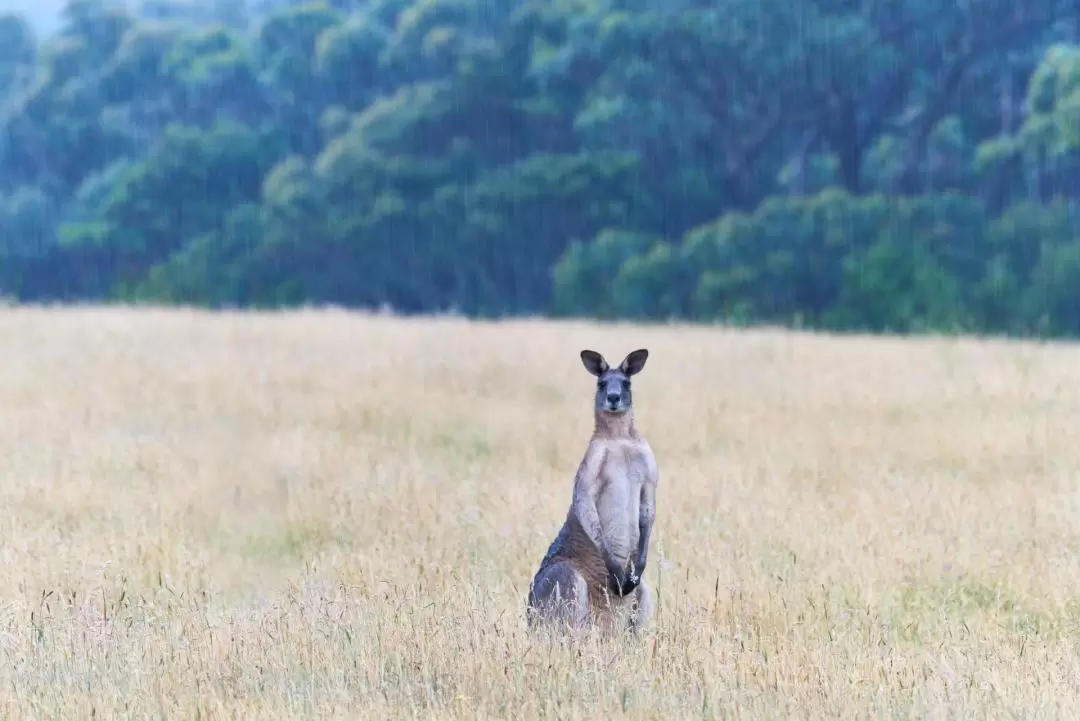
top-left (2, 0), bottom-right (1080, 336)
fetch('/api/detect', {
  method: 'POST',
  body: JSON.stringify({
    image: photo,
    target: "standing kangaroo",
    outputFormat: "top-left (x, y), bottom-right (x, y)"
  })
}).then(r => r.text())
top-left (526, 348), bottom-right (658, 636)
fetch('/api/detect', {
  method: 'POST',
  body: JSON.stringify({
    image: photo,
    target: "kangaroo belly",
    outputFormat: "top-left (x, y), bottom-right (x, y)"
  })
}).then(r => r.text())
top-left (597, 486), bottom-right (639, 564)
top-left (597, 449), bottom-right (648, 565)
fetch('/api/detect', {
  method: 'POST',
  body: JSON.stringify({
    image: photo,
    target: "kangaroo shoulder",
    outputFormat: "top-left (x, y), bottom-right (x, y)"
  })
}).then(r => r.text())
top-left (572, 440), bottom-right (608, 494)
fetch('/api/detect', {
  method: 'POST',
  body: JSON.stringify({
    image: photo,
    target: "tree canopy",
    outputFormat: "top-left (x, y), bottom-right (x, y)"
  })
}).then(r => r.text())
top-left (3, 0), bottom-right (1080, 336)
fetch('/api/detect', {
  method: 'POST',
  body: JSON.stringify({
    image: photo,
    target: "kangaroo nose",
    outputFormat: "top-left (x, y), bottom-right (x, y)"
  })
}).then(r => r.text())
top-left (606, 393), bottom-right (620, 405)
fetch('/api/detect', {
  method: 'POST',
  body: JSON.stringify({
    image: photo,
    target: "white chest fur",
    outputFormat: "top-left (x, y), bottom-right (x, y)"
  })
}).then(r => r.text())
top-left (595, 440), bottom-right (650, 563)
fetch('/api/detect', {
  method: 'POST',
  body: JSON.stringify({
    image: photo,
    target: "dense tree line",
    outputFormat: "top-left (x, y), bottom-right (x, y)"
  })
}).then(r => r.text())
top-left (2, 0), bottom-right (1080, 335)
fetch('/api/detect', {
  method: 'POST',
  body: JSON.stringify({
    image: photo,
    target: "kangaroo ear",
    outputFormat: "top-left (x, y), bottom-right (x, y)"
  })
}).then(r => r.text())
top-left (618, 348), bottom-right (649, 376)
top-left (580, 350), bottom-right (609, 376)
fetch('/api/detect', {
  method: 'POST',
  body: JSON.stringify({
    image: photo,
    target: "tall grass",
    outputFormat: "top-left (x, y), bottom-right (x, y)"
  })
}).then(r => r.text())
top-left (1, 307), bottom-right (1078, 718)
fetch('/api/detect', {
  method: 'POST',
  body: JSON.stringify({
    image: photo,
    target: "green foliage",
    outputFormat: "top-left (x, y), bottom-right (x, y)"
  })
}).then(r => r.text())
top-left (2, 0), bottom-right (1080, 338)
top-left (552, 228), bottom-right (654, 318)
top-left (54, 120), bottom-right (284, 295)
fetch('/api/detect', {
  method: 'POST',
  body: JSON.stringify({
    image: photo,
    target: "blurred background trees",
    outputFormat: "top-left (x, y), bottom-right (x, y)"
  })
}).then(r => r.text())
top-left (3, 0), bottom-right (1080, 336)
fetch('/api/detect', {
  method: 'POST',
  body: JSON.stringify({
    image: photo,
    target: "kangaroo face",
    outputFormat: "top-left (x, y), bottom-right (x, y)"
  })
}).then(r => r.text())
top-left (594, 367), bottom-right (632, 415)
top-left (580, 348), bottom-right (649, 416)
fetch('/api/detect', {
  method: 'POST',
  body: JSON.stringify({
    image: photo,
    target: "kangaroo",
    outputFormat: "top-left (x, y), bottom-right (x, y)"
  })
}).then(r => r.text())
top-left (526, 348), bottom-right (659, 636)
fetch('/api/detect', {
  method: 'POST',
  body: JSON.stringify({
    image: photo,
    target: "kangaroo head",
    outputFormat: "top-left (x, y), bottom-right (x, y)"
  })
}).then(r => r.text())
top-left (580, 348), bottom-right (649, 415)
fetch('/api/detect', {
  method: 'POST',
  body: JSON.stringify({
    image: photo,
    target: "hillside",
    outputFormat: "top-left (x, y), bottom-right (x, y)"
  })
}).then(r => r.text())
top-left (1, 1), bottom-right (1079, 337)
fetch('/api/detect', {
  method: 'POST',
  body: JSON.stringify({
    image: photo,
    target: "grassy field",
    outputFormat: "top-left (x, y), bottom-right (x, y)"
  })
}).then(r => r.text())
top-left (1, 306), bottom-right (1079, 719)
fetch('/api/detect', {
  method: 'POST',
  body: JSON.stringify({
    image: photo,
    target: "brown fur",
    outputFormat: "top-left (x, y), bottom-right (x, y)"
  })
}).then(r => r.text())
top-left (593, 406), bottom-right (639, 442)
top-left (534, 510), bottom-right (618, 614)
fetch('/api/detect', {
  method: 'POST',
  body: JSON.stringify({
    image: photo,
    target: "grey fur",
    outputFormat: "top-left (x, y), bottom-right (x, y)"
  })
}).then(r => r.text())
top-left (526, 348), bottom-right (659, 637)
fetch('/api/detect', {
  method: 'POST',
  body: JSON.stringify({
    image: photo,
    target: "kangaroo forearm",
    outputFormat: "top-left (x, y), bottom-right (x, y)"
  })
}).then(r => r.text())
top-left (633, 517), bottom-right (653, 574)
top-left (573, 501), bottom-right (618, 568)
top-left (633, 541), bottom-right (649, 574)
top-left (575, 498), bottom-right (604, 548)
top-left (571, 444), bottom-right (611, 564)
top-left (636, 472), bottom-right (657, 576)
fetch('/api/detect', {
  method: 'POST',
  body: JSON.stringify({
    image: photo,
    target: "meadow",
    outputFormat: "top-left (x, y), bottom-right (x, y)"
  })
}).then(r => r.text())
top-left (1, 306), bottom-right (1079, 719)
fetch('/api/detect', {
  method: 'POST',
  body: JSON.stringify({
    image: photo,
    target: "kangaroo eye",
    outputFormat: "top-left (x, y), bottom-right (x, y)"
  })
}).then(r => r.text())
top-left (622, 380), bottom-right (631, 389)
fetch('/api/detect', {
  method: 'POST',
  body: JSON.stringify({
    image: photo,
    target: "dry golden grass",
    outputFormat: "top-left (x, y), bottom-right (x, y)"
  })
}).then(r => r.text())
top-left (2, 306), bottom-right (1080, 719)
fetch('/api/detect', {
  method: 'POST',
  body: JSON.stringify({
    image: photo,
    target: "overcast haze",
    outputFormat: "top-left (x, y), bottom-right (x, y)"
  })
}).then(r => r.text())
top-left (4, 0), bottom-right (64, 33)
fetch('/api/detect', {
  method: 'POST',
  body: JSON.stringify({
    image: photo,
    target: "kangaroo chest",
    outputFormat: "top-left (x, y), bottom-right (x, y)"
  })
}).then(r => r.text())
top-left (596, 441), bottom-right (650, 559)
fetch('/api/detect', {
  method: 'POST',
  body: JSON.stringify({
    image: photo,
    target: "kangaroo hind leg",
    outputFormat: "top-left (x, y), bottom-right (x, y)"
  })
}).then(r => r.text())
top-left (628, 579), bottom-right (655, 636)
top-left (526, 561), bottom-right (590, 635)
